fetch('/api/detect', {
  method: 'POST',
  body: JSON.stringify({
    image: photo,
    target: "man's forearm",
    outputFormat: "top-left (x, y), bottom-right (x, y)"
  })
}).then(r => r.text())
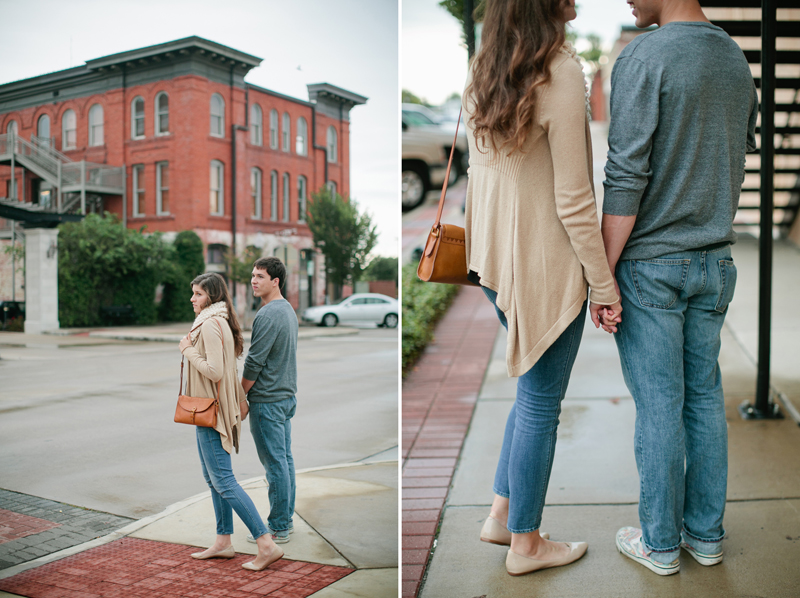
top-left (601, 214), bottom-right (637, 272)
top-left (242, 377), bottom-right (255, 395)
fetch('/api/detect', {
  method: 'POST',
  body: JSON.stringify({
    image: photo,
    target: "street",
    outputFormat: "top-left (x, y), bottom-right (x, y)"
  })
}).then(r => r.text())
top-left (0, 327), bottom-right (398, 519)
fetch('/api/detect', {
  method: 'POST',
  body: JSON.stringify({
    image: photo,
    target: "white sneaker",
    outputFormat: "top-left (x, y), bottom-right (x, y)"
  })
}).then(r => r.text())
top-left (616, 527), bottom-right (680, 576)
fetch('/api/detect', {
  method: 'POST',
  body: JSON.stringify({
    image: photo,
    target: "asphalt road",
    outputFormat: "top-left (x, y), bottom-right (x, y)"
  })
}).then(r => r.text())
top-left (0, 327), bottom-right (398, 519)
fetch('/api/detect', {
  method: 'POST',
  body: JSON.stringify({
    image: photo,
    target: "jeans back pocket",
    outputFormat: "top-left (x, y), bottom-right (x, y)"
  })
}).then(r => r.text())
top-left (715, 259), bottom-right (737, 313)
top-left (631, 258), bottom-right (691, 309)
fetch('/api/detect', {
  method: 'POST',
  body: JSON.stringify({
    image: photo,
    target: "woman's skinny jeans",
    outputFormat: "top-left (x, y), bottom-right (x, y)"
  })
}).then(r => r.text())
top-left (196, 426), bottom-right (269, 539)
top-left (482, 287), bottom-right (586, 534)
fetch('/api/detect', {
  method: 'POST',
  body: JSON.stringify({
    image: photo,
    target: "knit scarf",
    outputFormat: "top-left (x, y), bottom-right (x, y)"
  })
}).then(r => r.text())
top-left (189, 301), bottom-right (228, 344)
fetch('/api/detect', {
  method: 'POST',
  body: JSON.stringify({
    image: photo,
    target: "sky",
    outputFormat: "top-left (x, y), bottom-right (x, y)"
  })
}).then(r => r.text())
top-left (0, 0), bottom-right (399, 258)
top-left (402, 0), bottom-right (638, 106)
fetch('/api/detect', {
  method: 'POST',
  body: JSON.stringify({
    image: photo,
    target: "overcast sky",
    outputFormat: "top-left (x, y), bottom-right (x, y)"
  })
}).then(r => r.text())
top-left (403, 0), bottom-right (638, 106)
top-left (0, 0), bottom-right (399, 258)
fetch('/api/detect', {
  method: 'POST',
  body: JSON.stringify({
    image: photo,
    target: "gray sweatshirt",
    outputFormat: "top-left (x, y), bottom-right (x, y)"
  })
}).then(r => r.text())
top-left (603, 21), bottom-right (758, 261)
top-left (242, 299), bottom-right (298, 403)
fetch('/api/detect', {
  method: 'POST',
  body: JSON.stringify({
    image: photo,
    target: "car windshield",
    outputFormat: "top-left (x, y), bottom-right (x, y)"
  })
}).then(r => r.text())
top-left (402, 111), bottom-right (437, 127)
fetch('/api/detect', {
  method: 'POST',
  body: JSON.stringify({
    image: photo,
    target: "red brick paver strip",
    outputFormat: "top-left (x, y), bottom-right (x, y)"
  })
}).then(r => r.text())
top-left (0, 508), bottom-right (61, 545)
top-left (401, 286), bottom-right (499, 597)
top-left (0, 537), bottom-right (352, 598)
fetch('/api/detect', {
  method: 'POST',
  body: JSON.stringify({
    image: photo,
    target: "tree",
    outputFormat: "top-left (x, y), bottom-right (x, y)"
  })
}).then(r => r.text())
top-left (402, 89), bottom-right (427, 105)
top-left (306, 187), bottom-right (378, 299)
top-left (364, 256), bottom-right (398, 282)
top-left (158, 230), bottom-right (206, 322)
top-left (226, 245), bottom-right (263, 286)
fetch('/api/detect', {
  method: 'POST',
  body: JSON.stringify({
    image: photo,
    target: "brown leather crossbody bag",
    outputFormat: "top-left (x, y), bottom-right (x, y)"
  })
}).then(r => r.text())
top-left (416, 106), bottom-right (479, 287)
top-left (174, 319), bottom-right (223, 427)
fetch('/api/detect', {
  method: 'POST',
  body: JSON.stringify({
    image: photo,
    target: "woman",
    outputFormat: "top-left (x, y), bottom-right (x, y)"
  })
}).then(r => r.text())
top-left (463, 0), bottom-right (622, 576)
top-left (178, 272), bottom-right (283, 571)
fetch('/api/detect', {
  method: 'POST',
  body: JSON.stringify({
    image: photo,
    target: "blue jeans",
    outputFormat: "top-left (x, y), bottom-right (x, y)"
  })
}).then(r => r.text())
top-left (196, 426), bottom-right (269, 539)
top-left (249, 398), bottom-right (297, 533)
top-left (482, 286), bottom-right (586, 534)
top-left (614, 245), bottom-right (736, 562)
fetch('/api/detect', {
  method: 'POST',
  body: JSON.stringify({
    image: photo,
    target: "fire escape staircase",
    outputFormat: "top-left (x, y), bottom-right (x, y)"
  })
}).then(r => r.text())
top-left (0, 132), bottom-right (124, 226)
top-left (703, 0), bottom-right (800, 234)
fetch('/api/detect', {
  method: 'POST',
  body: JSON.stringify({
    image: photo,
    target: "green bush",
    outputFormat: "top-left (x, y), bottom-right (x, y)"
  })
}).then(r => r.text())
top-left (402, 263), bottom-right (459, 375)
top-left (158, 230), bottom-right (206, 322)
top-left (58, 213), bottom-right (171, 327)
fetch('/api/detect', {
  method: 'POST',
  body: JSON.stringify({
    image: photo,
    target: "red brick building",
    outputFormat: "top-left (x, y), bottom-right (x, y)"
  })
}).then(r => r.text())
top-left (0, 36), bottom-right (366, 315)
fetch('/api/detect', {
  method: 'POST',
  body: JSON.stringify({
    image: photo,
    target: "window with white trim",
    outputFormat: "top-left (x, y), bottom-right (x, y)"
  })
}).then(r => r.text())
top-left (210, 94), bottom-right (225, 137)
top-left (89, 104), bottom-right (104, 146)
top-left (37, 114), bottom-right (50, 139)
top-left (270, 170), bottom-right (278, 221)
top-left (62, 110), bottom-right (76, 150)
top-left (269, 109), bottom-right (278, 149)
top-left (326, 126), bottom-right (337, 163)
top-left (133, 164), bottom-right (145, 217)
top-left (250, 104), bottom-right (262, 146)
top-left (210, 160), bottom-right (224, 215)
top-left (282, 172), bottom-right (290, 221)
top-left (282, 112), bottom-right (290, 152)
top-left (327, 180), bottom-right (337, 196)
top-left (6, 120), bottom-right (18, 135)
top-left (131, 97), bottom-right (145, 139)
top-left (156, 162), bottom-right (169, 215)
top-left (296, 117), bottom-right (307, 156)
top-left (155, 92), bottom-right (169, 135)
top-left (251, 167), bottom-right (262, 219)
top-left (298, 175), bottom-right (307, 223)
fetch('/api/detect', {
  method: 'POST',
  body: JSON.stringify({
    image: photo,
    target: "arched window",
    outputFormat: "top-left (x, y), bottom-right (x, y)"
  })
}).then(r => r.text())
top-left (155, 92), bottom-right (169, 135)
top-left (298, 175), bottom-right (307, 222)
top-left (269, 109), bottom-right (278, 149)
top-left (6, 120), bottom-right (18, 135)
top-left (210, 94), bottom-right (224, 137)
top-left (37, 114), bottom-right (50, 140)
top-left (270, 170), bottom-right (278, 221)
top-left (327, 126), bottom-right (337, 163)
top-left (62, 110), bottom-right (76, 150)
top-left (131, 97), bottom-right (145, 139)
top-left (89, 104), bottom-right (104, 146)
top-left (251, 167), bottom-right (262, 219)
top-left (327, 180), bottom-right (337, 196)
top-left (296, 117), bottom-right (308, 156)
top-left (210, 160), bottom-right (224, 215)
top-left (250, 104), bottom-right (262, 146)
top-left (282, 113), bottom-right (290, 152)
top-left (282, 172), bottom-right (290, 221)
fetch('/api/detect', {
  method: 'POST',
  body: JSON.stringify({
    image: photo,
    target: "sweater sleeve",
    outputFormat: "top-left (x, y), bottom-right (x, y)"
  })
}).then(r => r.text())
top-left (242, 309), bottom-right (277, 382)
top-left (540, 59), bottom-right (619, 305)
top-left (602, 56), bottom-right (659, 216)
top-left (182, 319), bottom-right (224, 383)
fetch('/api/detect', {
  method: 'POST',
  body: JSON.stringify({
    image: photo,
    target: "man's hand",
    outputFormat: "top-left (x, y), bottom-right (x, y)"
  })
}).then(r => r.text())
top-left (590, 300), bottom-right (623, 334)
top-left (239, 400), bottom-right (249, 421)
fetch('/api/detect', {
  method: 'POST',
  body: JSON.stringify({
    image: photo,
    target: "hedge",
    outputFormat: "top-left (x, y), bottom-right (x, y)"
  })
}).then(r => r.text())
top-left (401, 263), bottom-right (459, 376)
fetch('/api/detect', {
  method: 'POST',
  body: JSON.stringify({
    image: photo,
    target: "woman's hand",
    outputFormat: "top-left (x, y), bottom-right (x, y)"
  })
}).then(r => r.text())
top-left (179, 333), bottom-right (192, 353)
top-left (590, 301), bottom-right (622, 334)
top-left (239, 400), bottom-right (249, 421)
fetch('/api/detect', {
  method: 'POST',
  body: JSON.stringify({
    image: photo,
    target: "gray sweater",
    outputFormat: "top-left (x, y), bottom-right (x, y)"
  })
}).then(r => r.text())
top-left (242, 299), bottom-right (298, 403)
top-left (603, 21), bottom-right (758, 261)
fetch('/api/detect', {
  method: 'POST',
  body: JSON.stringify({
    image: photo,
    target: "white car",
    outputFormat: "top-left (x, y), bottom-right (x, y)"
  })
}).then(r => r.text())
top-left (302, 293), bottom-right (399, 328)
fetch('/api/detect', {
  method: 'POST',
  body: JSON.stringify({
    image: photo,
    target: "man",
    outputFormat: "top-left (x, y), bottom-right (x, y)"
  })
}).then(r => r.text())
top-left (601, 0), bottom-right (758, 576)
top-left (242, 257), bottom-right (298, 544)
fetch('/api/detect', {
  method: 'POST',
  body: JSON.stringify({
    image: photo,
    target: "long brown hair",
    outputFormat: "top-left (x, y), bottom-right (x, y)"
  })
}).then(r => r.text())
top-left (191, 273), bottom-right (244, 358)
top-left (466, 0), bottom-right (567, 154)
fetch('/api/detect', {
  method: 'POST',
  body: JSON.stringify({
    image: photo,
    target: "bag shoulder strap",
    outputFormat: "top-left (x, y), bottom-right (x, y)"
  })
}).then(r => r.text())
top-left (432, 106), bottom-right (463, 230)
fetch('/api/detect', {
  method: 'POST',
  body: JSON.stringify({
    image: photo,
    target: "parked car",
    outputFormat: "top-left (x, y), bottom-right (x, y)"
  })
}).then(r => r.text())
top-left (302, 293), bottom-right (398, 328)
top-left (402, 103), bottom-right (469, 212)
top-left (0, 300), bottom-right (25, 331)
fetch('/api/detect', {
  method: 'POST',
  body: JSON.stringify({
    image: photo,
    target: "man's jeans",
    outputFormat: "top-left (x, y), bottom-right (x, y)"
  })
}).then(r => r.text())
top-left (482, 286), bottom-right (586, 534)
top-left (249, 397), bottom-right (296, 534)
top-left (196, 426), bottom-right (269, 539)
top-left (615, 245), bottom-right (736, 562)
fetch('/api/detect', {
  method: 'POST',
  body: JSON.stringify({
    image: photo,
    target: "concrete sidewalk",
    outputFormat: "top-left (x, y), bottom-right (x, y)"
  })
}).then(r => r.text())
top-left (402, 235), bottom-right (800, 597)
top-left (0, 460), bottom-right (397, 597)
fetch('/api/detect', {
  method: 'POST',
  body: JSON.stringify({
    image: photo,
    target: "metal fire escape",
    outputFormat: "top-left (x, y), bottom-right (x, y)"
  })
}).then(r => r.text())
top-left (0, 132), bottom-right (125, 226)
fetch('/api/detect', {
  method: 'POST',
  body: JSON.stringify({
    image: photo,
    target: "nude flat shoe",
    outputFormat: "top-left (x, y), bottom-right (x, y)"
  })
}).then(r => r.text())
top-left (479, 516), bottom-right (550, 545)
top-left (242, 547), bottom-right (284, 571)
top-left (505, 542), bottom-right (588, 576)
top-left (190, 545), bottom-right (235, 560)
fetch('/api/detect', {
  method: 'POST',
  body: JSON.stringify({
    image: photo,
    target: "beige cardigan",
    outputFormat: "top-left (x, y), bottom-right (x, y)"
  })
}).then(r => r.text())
top-left (181, 317), bottom-right (245, 454)
top-left (464, 50), bottom-right (619, 377)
